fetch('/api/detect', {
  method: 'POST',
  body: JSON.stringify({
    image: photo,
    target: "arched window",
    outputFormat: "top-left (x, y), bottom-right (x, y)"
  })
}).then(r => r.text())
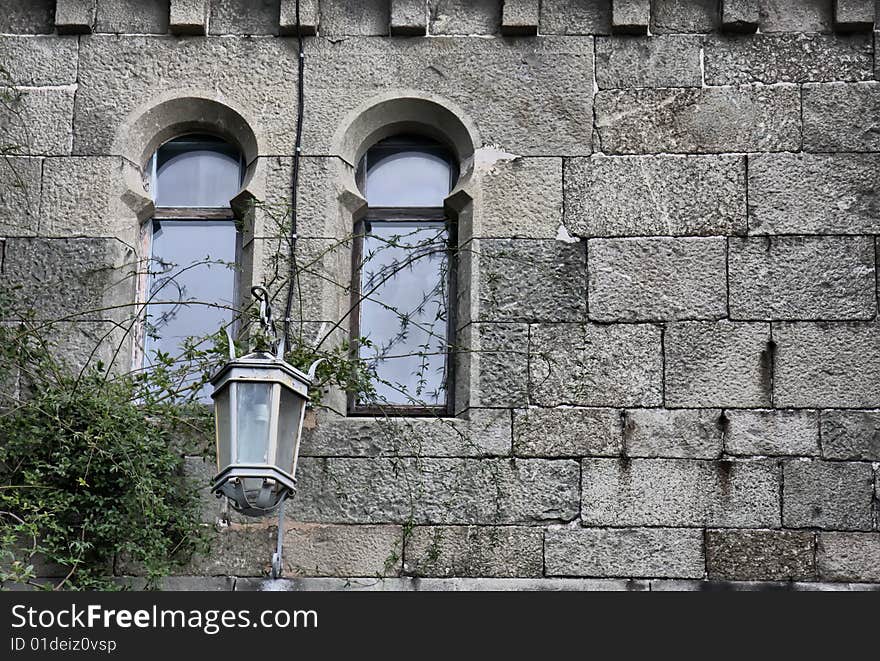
top-left (351, 135), bottom-right (458, 415)
top-left (140, 134), bottom-right (244, 397)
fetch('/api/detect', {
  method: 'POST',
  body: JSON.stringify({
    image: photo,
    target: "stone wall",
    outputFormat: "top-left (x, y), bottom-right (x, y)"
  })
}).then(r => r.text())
top-left (1, 0), bottom-right (880, 590)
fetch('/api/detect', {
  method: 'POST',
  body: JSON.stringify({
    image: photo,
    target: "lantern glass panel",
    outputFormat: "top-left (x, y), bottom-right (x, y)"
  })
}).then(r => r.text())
top-left (215, 384), bottom-right (232, 470)
top-left (235, 382), bottom-right (273, 464)
top-left (276, 387), bottom-right (306, 474)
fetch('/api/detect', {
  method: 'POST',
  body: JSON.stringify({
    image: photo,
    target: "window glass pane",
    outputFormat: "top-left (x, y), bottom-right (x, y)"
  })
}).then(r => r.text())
top-left (365, 148), bottom-right (452, 207)
top-left (357, 221), bottom-right (450, 407)
top-left (154, 136), bottom-right (242, 208)
top-left (144, 220), bottom-right (237, 399)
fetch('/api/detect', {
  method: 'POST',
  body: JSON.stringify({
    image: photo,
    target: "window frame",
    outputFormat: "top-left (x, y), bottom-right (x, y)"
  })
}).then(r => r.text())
top-left (348, 136), bottom-right (459, 417)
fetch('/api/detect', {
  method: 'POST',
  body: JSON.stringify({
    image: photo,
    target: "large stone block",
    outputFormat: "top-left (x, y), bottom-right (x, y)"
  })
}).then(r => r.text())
top-left (722, 0), bottom-right (759, 32)
top-left (428, 0), bottom-right (500, 34)
top-left (774, 322), bottom-right (880, 408)
top-left (477, 239), bottom-right (586, 323)
top-left (595, 86), bottom-right (801, 154)
top-left (0, 156), bottom-right (42, 235)
top-left (612, 0), bottom-right (650, 34)
top-left (588, 237), bottom-right (727, 322)
top-left (539, 0), bottom-right (612, 34)
top-left (475, 156), bottom-right (562, 239)
top-left (0, 0), bottom-right (54, 33)
top-left (545, 527), bottom-right (705, 578)
top-left (564, 155), bottom-right (746, 237)
top-left (623, 408), bottom-right (723, 459)
top-left (0, 87), bottom-right (74, 155)
top-left (75, 36), bottom-right (300, 156)
top-left (300, 409), bottom-right (511, 457)
top-left (512, 407), bottom-right (621, 457)
top-left (834, 0), bottom-right (875, 32)
top-left (95, 0), bottom-right (170, 33)
top-left (748, 153), bottom-right (880, 234)
top-left (728, 236), bottom-right (876, 320)
top-left (783, 460), bottom-right (874, 530)
top-left (319, 0), bottom-right (389, 35)
top-left (0, 36), bottom-right (78, 86)
top-left (725, 409), bottom-right (820, 457)
top-left (595, 35), bottom-right (702, 89)
top-left (290, 457), bottom-right (580, 524)
top-left (651, 0), bottom-right (717, 33)
top-left (704, 34), bottom-right (872, 85)
top-left (529, 323), bottom-right (663, 407)
top-left (665, 321), bottom-right (772, 408)
top-left (802, 82), bottom-right (880, 151)
top-left (404, 526), bottom-right (543, 577)
top-left (458, 322), bottom-right (529, 408)
top-left (820, 410), bottom-right (880, 461)
top-left (391, 0), bottom-right (427, 35)
top-left (501, 0), bottom-right (539, 35)
top-left (581, 458), bottom-right (781, 527)
top-left (758, 0), bottom-right (833, 32)
top-left (284, 523), bottom-right (403, 577)
top-left (0, 238), bottom-right (136, 322)
top-left (56, 0), bottom-right (97, 33)
top-left (169, 0), bottom-right (208, 35)
top-left (209, 0), bottom-right (280, 35)
top-left (306, 36), bottom-right (594, 156)
top-left (706, 530), bottom-right (816, 581)
top-left (818, 532), bottom-right (880, 582)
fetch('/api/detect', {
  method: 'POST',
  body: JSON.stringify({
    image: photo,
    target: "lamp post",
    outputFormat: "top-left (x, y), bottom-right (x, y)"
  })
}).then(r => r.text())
top-left (210, 286), bottom-right (320, 578)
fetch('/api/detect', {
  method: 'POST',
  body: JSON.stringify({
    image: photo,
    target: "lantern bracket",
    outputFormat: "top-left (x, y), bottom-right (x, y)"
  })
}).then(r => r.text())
top-left (270, 499), bottom-right (286, 580)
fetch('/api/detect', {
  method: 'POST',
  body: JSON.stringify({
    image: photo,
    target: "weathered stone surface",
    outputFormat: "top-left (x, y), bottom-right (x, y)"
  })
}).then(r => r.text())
top-left (464, 322), bottom-right (529, 408)
top-left (725, 410), bottom-right (820, 457)
top-left (652, 579), bottom-right (880, 591)
top-left (284, 523), bottom-right (402, 577)
top-left (539, 0), bottom-right (611, 34)
top-left (0, 156), bottom-right (42, 235)
top-left (818, 532), bottom-right (880, 582)
top-left (595, 86), bottom-right (801, 154)
top-left (405, 526), bottom-right (543, 577)
top-left (651, 0), bottom-right (717, 33)
top-left (704, 34), bottom-right (872, 84)
top-left (476, 156), bottom-right (563, 239)
top-left (55, 0), bottom-right (97, 33)
top-left (279, 0), bottom-right (319, 35)
top-left (834, 0), bottom-right (875, 31)
top-left (319, 0), bottom-right (389, 35)
top-left (545, 527), bottom-right (704, 578)
top-left (623, 408), bottom-right (723, 459)
top-left (0, 87), bottom-right (74, 155)
top-left (774, 322), bottom-right (880, 408)
top-left (306, 36), bottom-right (594, 156)
top-left (748, 153), bottom-right (880, 235)
top-left (301, 409), bottom-right (511, 457)
top-left (95, 0), bottom-right (169, 33)
top-left (75, 36), bottom-right (299, 156)
top-left (0, 238), bottom-right (136, 322)
top-left (529, 323), bottom-right (663, 407)
top-left (0, 36), bottom-right (79, 86)
top-left (429, 0), bottom-right (500, 34)
top-left (564, 155), bottom-right (746, 237)
top-left (596, 35), bottom-right (702, 89)
top-left (290, 457), bottom-right (580, 524)
top-left (0, 0), bottom-right (54, 33)
top-left (186, 524), bottom-right (274, 577)
top-left (722, 0), bottom-right (760, 32)
top-left (588, 237), bottom-right (727, 322)
top-left (513, 407), bottom-right (621, 457)
top-left (820, 410), bottom-right (880, 460)
top-left (612, 0), bottom-right (650, 34)
top-left (758, 0), bottom-right (832, 32)
top-left (706, 530), bottom-right (816, 581)
top-left (665, 321), bottom-right (772, 408)
top-left (802, 82), bottom-right (880, 151)
top-left (501, 0), bottom-right (539, 35)
top-left (391, 0), bottom-right (427, 35)
top-left (783, 460), bottom-right (874, 530)
top-left (169, 0), bottom-right (208, 35)
top-left (728, 236), bottom-right (876, 320)
top-left (478, 239), bottom-right (586, 322)
top-left (581, 458), bottom-right (781, 527)
top-left (209, 0), bottom-right (279, 35)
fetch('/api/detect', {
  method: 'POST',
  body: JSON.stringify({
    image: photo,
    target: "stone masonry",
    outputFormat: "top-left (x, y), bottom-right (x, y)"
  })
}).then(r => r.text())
top-left (1, 0), bottom-right (880, 591)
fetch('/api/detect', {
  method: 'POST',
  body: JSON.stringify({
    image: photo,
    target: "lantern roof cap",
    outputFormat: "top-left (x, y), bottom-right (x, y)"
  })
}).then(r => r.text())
top-left (210, 350), bottom-right (314, 388)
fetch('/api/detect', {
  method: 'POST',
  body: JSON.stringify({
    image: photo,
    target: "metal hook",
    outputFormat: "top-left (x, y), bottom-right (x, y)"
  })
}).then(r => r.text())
top-left (251, 285), bottom-right (281, 354)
